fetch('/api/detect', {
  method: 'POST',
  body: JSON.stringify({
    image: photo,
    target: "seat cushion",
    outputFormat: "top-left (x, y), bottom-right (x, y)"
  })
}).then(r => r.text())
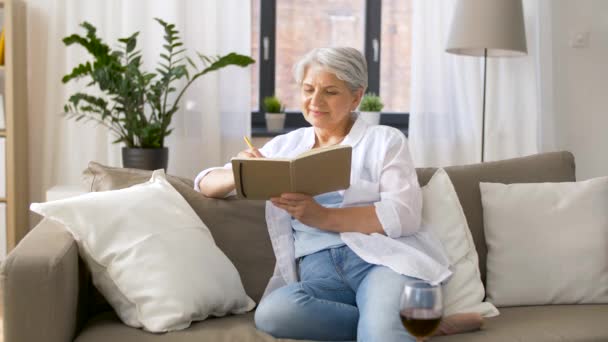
top-left (433, 305), bottom-right (608, 342)
top-left (75, 311), bottom-right (310, 342)
top-left (77, 305), bottom-right (608, 342)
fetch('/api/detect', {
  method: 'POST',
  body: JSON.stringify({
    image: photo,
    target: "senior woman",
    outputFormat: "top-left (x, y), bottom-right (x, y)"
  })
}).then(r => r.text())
top-left (195, 47), bottom-right (454, 342)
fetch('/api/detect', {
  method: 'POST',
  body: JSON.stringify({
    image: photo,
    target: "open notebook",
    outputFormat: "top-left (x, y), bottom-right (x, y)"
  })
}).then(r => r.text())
top-left (231, 145), bottom-right (352, 200)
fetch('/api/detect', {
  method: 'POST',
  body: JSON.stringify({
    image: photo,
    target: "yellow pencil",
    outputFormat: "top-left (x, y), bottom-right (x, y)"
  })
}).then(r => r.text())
top-left (243, 136), bottom-right (255, 150)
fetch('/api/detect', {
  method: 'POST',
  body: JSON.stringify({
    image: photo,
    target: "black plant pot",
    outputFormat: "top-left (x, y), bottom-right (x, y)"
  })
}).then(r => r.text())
top-left (122, 147), bottom-right (169, 171)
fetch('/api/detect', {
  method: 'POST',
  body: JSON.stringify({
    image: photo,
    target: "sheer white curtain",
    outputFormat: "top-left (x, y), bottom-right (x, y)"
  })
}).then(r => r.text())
top-left (408, 0), bottom-right (555, 167)
top-left (26, 0), bottom-right (251, 210)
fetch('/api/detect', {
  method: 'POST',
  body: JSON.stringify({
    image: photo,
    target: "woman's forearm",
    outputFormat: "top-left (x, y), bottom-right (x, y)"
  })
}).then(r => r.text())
top-left (199, 169), bottom-right (235, 198)
top-left (323, 206), bottom-right (385, 235)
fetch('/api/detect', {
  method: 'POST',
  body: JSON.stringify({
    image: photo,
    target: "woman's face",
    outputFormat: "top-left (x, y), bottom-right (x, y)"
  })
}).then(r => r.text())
top-left (300, 66), bottom-right (363, 130)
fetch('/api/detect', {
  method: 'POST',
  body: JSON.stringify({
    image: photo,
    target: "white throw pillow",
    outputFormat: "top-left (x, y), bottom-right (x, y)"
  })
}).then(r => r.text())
top-left (480, 176), bottom-right (608, 306)
top-left (30, 170), bottom-right (255, 332)
top-left (422, 168), bottom-right (499, 317)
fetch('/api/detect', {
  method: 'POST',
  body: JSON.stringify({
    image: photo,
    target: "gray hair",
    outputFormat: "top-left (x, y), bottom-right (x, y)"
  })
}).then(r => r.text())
top-left (293, 47), bottom-right (368, 94)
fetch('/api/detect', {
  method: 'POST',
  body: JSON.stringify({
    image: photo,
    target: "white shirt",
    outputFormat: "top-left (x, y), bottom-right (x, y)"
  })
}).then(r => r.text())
top-left (194, 115), bottom-right (452, 297)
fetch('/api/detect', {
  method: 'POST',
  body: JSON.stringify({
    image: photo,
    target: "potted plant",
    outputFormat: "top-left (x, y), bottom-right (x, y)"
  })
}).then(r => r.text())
top-left (358, 92), bottom-right (384, 125)
top-left (263, 95), bottom-right (285, 132)
top-left (62, 19), bottom-right (255, 171)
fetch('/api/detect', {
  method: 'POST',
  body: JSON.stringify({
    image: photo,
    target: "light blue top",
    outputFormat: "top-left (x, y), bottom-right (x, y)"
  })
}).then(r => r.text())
top-left (292, 191), bottom-right (345, 258)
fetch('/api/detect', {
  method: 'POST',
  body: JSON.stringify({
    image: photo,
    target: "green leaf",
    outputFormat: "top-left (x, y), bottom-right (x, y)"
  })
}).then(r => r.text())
top-left (196, 53), bottom-right (213, 65)
top-left (126, 36), bottom-right (137, 53)
top-left (154, 18), bottom-right (168, 27)
top-left (62, 34), bottom-right (90, 48)
top-left (198, 53), bottom-right (255, 75)
top-left (143, 73), bottom-right (156, 82)
top-left (186, 56), bottom-right (198, 70)
top-left (158, 62), bottom-right (171, 70)
top-left (62, 62), bottom-right (93, 83)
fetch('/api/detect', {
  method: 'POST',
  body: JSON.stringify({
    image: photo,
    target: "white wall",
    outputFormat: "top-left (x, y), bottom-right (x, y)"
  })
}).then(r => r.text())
top-left (552, 0), bottom-right (608, 180)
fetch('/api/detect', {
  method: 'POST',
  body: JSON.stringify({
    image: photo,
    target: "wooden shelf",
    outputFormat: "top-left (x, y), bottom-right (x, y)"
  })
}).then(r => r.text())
top-left (0, 130), bottom-right (6, 137)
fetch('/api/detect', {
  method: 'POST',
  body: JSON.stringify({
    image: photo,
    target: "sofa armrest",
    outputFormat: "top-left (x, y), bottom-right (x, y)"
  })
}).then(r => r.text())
top-left (1, 218), bottom-right (80, 342)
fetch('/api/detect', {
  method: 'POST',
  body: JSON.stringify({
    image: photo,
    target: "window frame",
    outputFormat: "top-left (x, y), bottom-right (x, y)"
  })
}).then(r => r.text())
top-left (252, 0), bottom-right (409, 137)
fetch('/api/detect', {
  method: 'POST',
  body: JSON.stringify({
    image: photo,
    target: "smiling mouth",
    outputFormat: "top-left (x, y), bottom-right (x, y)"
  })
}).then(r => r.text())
top-left (309, 110), bottom-right (327, 116)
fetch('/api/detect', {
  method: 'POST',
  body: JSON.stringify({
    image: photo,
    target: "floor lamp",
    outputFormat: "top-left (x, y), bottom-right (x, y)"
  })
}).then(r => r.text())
top-left (445, 0), bottom-right (528, 162)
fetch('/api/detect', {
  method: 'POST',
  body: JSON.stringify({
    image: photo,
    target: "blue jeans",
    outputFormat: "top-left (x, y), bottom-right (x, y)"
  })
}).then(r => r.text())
top-left (254, 245), bottom-right (417, 342)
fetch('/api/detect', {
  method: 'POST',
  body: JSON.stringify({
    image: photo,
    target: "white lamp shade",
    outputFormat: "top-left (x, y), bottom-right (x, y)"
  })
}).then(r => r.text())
top-left (446, 0), bottom-right (527, 57)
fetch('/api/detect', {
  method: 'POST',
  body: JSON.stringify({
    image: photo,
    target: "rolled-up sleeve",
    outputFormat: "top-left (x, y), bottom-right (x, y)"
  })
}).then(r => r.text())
top-left (193, 163), bottom-right (233, 193)
top-left (193, 136), bottom-right (282, 194)
top-left (374, 133), bottom-right (422, 238)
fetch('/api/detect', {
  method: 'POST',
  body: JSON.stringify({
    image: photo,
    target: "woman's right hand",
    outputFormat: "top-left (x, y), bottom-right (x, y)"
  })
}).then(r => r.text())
top-left (200, 147), bottom-right (265, 198)
top-left (236, 147), bottom-right (265, 159)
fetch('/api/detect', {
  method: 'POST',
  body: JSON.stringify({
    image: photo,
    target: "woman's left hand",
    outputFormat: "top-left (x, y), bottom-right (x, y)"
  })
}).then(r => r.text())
top-left (271, 193), bottom-right (329, 228)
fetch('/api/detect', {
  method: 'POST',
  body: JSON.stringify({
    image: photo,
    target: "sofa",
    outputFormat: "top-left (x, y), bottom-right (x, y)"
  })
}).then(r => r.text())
top-left (2, 151), bottom-right (607, 342)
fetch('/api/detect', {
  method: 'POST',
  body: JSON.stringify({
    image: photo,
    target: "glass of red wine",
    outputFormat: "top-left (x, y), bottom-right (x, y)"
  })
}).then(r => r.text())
top-left (400, 281), bottom-right (443, 341)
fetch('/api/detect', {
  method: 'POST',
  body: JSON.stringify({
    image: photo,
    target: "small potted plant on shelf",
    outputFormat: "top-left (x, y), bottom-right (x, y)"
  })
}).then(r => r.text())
top-left (263, 95), bottom-right (285, 132)
top-left (61, 19), bottom-right (255, 171)
top-left (358, 92), bottom-right (384, 125)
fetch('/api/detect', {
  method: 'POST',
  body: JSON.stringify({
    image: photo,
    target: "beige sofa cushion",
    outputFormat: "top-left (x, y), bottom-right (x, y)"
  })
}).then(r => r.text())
top-left (415, 151), bottom-right (576, 283)
top-left (422, 169), bottom-right (498, 317)
top-left (82, 162), bottom-right (275, 305)
top-left (481, 177), bottom-right (608, 306)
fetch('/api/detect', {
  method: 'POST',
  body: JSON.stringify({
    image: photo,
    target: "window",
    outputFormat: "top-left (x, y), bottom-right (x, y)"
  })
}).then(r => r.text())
top-left (252, 0), bottom-right (411, 131)
top-left (275, 0), bottom-right (365, 111)
top-left (380, 0), bottom-right (412, 113)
